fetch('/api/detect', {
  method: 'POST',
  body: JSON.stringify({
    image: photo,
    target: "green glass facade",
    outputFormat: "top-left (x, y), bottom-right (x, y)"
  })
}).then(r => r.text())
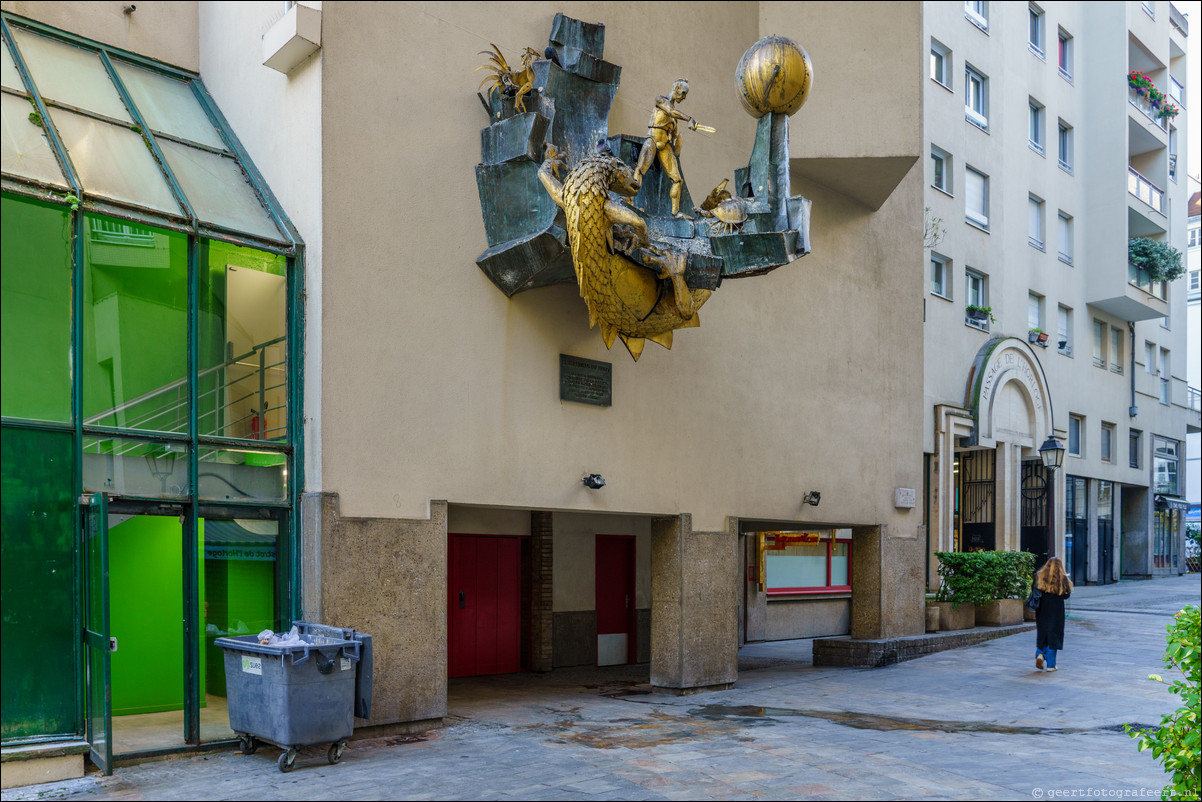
top-left (1, 14), bottom-right (300, 751)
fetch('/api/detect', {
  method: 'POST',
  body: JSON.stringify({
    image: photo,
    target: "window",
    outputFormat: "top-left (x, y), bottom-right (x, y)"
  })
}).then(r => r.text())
top-left (1109, 327), bottom-right (1123, 374)
top-left (1028, 100), bottom-right (1045, 154)
top-left (763, 531), bottom-right (852, 595)
top-left (931, 253), bottom-right (950, 297)
top-left (965, 268), bottom-right (988, 329)
top-left (966, 167), bottom-right (988, 228)
top-left (1191, 229), bottom-right (1201, 249)
top-left (965, 66), bottom-right (988, 129)
top-left (931, 146), bottom-right (951, 193)
top-left (1058, 30), bottom-right (1073, 80)
top-left (1159, 348), bottom-right (1170, 404)
top-left (1129, 429), bottom-right (1142, 469)
top-left (1057, 305), bottom-right (1072, 355)
top-left (1068, 415), bottom-right (1083, 456)
top-left (1028, 195), bottom-right (1044, 249)
top-left (1029, 4), bottom-right (1045, 56)
top-left (1143, 1), bottom-right (1155, 19)
top-left (1100, 423), bottom-right (1114, 462)
top-left (1058, 121), bottom-right (1073, 172)
top-left (1169, 128), bottom-right (1178, 182)
top-left (966, 0), bottom-right (989, 31)
top-left (1028, 292), bottom-right (1043, 332)
top-left (1153, 437), bottom-right (1178, 494)
top-left (1092, 320), bottom-right (1107, 368)
top-left (1057, 212), bottom-right (1073, 264)
top-left (1189, 269), bottom-right (1200, 299)
top-left (931, 39), bottom-right (952, 88)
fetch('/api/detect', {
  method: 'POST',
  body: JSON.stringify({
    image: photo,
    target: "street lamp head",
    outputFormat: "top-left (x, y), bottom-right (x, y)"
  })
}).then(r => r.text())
top-left (1039, 435), bottom-right (1065, 472)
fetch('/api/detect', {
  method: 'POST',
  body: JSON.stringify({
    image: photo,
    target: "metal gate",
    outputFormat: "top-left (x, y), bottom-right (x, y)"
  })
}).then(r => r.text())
top-left (1020, 461), bottom-right (1051, 569)
top-left (960, 451), bottom-right (995, 551)
top-left (1065, 476), bottom-right (1088, 582)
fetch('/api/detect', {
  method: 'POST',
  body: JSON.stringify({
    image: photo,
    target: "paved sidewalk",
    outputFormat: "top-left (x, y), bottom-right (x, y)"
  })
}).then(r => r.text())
top-left (4, 574), bottom-right (1197, 801)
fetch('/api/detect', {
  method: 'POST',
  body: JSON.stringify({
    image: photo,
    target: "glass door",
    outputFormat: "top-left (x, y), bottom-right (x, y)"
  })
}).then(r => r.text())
top-left (81, 492), bottom-right (112, 775)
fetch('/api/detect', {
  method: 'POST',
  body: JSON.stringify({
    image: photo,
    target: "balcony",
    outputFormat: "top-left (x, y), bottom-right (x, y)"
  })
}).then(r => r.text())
top-left (1170, 3), bottom-right (1189, 37)
top-left (1129, 86), bottom-right (1169, 131)
top-left (1129, 263), bottom-right (1168, 300)
top-left (1128, 166), bottom-right (1164, 213)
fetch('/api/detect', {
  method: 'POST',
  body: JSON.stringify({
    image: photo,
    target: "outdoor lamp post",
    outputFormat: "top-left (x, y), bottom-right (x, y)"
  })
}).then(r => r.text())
top-left (1039, 435), bottom-right (1065, 558)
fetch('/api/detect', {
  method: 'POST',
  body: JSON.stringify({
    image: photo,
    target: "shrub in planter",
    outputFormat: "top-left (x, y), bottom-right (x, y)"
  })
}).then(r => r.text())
top-left (936, 551), bottom-right (1035, 627)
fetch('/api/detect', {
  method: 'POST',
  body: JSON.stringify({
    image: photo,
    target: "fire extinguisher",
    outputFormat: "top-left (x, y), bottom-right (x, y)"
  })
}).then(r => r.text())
top-left (250, 409), bottom-right (261, 440)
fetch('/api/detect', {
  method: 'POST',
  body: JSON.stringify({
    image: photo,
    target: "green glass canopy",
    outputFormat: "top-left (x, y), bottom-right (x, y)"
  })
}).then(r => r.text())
top-left (1, 17), bottom-right (294, 248)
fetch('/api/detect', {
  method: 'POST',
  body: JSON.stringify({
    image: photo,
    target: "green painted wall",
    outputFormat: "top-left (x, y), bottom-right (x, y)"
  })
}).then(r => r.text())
top-left (109, 515), bottom-right (187, 716)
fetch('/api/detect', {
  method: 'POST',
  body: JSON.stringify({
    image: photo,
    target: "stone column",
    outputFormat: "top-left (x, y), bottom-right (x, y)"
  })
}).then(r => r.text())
top-left (994, 443), bottom-right (1021, 552)
top-left (650, 514), bottom-right (737, 691)
top-left (851, 524), bottom-right (925, 639)
top-left (529, 511), bottom-right (553, 672)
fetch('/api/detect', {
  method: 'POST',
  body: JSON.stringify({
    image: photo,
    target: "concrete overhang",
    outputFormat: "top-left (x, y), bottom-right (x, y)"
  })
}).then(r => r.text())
top-left (789, 155), bottom-right (918, 211)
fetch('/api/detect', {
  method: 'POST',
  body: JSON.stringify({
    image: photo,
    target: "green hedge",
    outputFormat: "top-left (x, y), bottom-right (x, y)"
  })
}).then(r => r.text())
top-left (935, 551), bottom-right (1035, 608)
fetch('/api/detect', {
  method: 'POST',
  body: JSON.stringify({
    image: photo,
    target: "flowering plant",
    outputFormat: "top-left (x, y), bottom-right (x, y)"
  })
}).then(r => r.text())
top-left (1128, 70), bottom-right (1155, 94)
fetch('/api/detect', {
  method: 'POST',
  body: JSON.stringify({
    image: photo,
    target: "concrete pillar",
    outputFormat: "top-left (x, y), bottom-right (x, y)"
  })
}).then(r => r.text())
top-left (650, 514), bottom-right (737, 692)
top-left (994, 444), bottom-right (1019, 552)
top-left (529, 511), bottom-right (553, 672)
top-left (851, 524), bottom-right (925, 639)
top-left (319, 493), bottom-right (447, 726)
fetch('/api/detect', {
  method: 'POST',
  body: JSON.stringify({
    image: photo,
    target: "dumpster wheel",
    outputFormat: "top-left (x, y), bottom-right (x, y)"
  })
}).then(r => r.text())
top-left (238, 735), bottom-right (258, 755)
top-left (278, 748), bottom-right (298, 773)
top-left (328, 741), bottom-right (347, 764)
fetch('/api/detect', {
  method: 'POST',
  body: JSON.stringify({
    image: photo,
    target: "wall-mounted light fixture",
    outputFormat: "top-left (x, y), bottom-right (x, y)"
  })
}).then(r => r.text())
top-left (582, 474), bottom-right (606, 489)
top-left (803, 491), bottom-right (821, 507)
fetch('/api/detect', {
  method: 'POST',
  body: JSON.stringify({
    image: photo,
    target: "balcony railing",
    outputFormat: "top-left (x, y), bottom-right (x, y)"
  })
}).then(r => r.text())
top-left (1170, 3), bottom-right (1189, 36)
top-left (1129, 86), bottom-right (1169, 131)
top-left (1128, 166), bottom-right (1165, 213)
top-left (1188, 386), bottom-right (1201, 413)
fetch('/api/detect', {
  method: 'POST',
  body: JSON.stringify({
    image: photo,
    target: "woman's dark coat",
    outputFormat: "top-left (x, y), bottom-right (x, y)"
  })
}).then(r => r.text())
top-left (1035, 588), bottom-right (1070, 651)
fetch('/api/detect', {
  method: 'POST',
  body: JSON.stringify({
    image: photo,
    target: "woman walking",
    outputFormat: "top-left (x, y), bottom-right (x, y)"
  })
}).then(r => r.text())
top-left (1034, 556), bottom-right (1072, 672)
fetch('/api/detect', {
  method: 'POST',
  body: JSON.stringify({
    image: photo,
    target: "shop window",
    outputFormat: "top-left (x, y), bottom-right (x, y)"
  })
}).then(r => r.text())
top-left (1153, 509), bottom-right (1178, 569)
top-left (1153, 437), bottom-right (1178, 495)
top-left (762, 532), bottom-right (851, 594)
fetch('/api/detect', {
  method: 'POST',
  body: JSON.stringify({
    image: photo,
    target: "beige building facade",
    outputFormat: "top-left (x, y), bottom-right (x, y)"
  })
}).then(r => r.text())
top-left (922, 0), bottom-right (1196, 589)
top-left (1, 0), bottom-right (929, 757)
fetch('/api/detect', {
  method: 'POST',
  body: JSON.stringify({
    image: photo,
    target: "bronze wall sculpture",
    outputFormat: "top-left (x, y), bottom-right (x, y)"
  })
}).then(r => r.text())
top-left (474, 14), bottom-right (812, 360)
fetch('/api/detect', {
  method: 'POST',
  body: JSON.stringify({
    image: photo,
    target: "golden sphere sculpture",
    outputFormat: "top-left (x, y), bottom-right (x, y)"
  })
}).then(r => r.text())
top-left (734, 35), bottom-right (813, 118)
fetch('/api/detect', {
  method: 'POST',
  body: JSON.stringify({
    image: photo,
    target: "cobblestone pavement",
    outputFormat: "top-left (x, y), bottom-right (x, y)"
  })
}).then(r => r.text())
top-left (5, 574), bottom-right (1197, 801)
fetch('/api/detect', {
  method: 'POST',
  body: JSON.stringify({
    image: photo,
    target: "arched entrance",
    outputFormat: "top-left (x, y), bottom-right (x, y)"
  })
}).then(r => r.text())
top-left (930, 339), bottom-right (1060, 585)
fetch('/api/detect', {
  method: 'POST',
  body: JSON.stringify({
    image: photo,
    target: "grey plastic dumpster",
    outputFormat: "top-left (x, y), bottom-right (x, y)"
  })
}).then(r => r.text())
top-left (215, 623), bottom-right (364, 772)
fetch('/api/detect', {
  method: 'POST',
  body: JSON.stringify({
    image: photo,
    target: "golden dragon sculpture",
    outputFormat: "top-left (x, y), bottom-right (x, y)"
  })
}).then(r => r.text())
top-left (538, 146), bottom-right (711, 361)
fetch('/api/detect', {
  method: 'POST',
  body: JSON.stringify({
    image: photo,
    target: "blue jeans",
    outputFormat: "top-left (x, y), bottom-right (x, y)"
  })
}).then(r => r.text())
top-left (1037, 647), bottom-right (1058, 668)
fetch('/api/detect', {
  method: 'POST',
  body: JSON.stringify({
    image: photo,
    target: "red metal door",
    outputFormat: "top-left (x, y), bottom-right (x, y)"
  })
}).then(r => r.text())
top-left (595, 535), bottom-right (634, 666)
top-left (448, 535), bottom-right (521, 677)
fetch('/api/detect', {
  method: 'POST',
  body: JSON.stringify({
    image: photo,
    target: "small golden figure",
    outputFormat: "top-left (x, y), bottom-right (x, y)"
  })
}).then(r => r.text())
top-left (695, 179), bottom-right (748, 234)
top-left (635, 79), bottom-right (714, 218)
top-left (476, 44), bottom-right (540, 115)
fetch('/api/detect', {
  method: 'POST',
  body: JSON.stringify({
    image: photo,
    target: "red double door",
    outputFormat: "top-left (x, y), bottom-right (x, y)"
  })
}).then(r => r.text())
top-left (448, 535), bottom-right (521, 678)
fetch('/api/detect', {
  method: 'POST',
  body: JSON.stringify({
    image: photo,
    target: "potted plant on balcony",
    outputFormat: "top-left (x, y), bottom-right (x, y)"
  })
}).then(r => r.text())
top-left (966, 304), bottom-right (995, 325)
top-left (1129, 237), bottom-right (1185, 282)
top-left (1128, 70), bottom-right (1155, 96)
top-left (1028, 328), bottom-right (1049, 345)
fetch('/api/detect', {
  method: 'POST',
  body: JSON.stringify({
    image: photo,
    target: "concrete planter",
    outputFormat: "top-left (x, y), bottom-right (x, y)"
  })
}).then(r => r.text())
top-left (933, 601), bottom-right (975, 631)
top-left (975, 598), bottom-right (1024, 627)
top-left (925, 605), bottom-right (940, 633)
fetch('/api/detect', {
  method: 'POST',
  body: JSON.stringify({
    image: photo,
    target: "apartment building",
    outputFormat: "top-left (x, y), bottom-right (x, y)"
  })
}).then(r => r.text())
top-left (923, 0), bottom-right (1196, 586)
